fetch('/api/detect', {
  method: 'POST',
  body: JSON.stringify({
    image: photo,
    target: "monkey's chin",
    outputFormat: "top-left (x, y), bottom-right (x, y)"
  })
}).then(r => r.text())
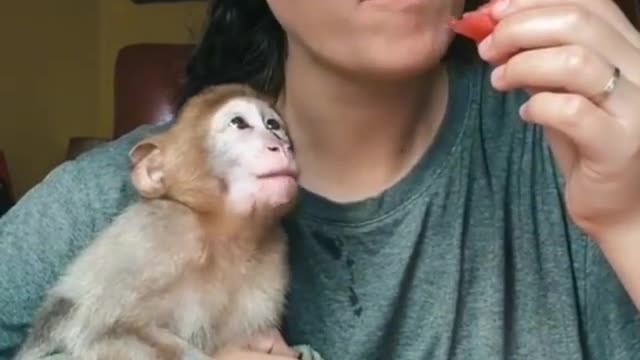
top-left (256, 175), bottom-right (299, 208)
top-left (225, 175), bottom-right (298, 217)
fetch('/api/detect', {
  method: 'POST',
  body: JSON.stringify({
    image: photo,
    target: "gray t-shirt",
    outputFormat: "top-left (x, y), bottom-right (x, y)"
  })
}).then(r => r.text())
top-left (1, 57), bottom-right (639, 359)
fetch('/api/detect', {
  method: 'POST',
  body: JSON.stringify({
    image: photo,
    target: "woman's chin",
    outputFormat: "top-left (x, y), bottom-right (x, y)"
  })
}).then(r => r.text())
top-left (350, 39), bottom-right (453, 81)
top-left (363, 27), bottom-right (453, 70)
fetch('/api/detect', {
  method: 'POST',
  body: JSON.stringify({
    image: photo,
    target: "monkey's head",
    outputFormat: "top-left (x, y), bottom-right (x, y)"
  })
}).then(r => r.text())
top-left (128, 84), bottom-right (299, 219)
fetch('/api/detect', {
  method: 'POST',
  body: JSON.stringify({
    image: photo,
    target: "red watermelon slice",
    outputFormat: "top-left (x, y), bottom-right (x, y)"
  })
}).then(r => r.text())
top-left (448, 0), bottom-right (499, 43)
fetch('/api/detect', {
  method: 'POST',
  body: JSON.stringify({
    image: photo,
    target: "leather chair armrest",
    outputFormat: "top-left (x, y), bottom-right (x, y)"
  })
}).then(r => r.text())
top-left (0, 150), bottom-right (14, 206)
top-left (66, 136), bottom-right (110, 160)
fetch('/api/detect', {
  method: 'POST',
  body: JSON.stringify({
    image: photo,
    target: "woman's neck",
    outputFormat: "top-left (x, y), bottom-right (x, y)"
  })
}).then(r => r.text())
top-left (278, 49), bottom-right (450, 203)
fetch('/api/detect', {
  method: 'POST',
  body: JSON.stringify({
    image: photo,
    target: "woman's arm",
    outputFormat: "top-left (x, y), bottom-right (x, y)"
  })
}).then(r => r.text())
top-left (583, 237), bottom-right (640, 358)
top-left (0, 129), bottom-right (147, 359)
top-left (592, 220), bottom-right (640, 310)
top-left (0, 161), bottom-right (97, 358)
top-left (479, 0), bottom-right (640, 310)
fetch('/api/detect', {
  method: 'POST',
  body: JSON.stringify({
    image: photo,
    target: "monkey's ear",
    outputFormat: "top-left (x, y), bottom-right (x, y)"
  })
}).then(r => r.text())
top-left (129, 138), bottom-right (157, 167)
top-left (128, 140), bottom-right (166, 198)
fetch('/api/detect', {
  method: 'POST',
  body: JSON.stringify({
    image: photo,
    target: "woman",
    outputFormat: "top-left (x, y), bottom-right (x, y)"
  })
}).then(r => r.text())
top-left (1, 0), bottom-right (640, 359)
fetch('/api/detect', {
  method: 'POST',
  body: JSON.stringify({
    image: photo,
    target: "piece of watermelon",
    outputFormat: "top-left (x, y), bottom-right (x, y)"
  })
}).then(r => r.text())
top-left (448, 1), bottom-right (499, 43)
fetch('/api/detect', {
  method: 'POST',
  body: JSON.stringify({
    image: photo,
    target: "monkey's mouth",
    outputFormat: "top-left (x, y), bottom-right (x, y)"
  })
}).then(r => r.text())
top-left (256, 168), bottom-right (299, 180)
top-left (253, 168), bottom-right (299, 206)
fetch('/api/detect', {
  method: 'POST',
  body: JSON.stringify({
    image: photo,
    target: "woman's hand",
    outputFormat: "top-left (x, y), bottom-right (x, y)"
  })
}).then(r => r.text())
top-left (214, 349), bottom-right (300, 360)
top-left (476, 0), bottom-right (640, 307)
top-left (477, 0), bottom-right (640, 237)
top-left (214, 328), bottom-right (301, 359)
top-left (214, 348), bottom-right (300, 360)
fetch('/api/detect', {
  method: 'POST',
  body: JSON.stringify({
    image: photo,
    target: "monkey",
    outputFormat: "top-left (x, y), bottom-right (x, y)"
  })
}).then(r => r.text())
top-left (14, 83), bottom-right (301, 360)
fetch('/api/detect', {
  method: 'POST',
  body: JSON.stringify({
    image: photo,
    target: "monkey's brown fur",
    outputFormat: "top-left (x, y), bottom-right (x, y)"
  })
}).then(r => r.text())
top-left (15, 84), bottom-right (298, 360)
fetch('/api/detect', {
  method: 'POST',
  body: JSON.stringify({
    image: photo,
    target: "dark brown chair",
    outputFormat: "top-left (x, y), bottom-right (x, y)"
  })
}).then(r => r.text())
top-left (0, 150), bottom-right (14, 214)
top-left (113, 43), bottom-right (195, 139)
top-left (66, 43), bottom-right (194, 160)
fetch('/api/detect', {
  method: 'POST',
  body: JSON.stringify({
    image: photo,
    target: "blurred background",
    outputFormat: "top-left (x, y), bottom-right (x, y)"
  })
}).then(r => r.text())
top-left (0, 0), bottom-right (207, 214)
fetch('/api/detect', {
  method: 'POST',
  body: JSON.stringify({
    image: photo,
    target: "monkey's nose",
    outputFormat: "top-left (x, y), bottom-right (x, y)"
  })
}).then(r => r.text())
top-left (267, 143), bottom-right (293, 155)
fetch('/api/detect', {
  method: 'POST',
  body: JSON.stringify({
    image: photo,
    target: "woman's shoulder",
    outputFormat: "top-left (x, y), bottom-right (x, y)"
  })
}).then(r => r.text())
top-left (445, 54), bottom-right (536, 159)
top-left (454, 54), bottom-right (529, 117)
top-left (1, 123), bottom-right (169, 238)
top-left (0, 124), bottom-right (170, 354)
top-left (71, 124), bottom-right (167, 176)
top-left (43, 124), bottom-right (167, 211)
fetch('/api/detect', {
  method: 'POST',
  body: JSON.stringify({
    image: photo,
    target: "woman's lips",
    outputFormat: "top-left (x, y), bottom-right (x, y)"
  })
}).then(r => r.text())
top-left (360, 0), bottom-right (427, 11)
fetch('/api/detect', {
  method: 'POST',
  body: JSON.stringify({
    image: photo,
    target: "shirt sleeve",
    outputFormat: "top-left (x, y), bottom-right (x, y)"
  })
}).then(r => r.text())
top-left (584, 238), bottom-right (640, 359)
top-left (0, 125), bottom-right (162, 359)
top-left (0, 160), bottom-right (100, 358)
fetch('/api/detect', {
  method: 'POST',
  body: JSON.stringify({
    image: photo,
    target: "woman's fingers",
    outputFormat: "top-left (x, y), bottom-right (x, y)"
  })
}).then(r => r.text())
top-left (491, 0), bottom-right (640, 48)
top-left (491, 43), bottom-right (640, 118)
top-left (478, 5), bottom-right (640, 82)
top-left (542, 127), bottom-right (578, 180)
top-left (491, 45), bottom-right (611, 96)
top-left (243, 329), bottom-right (301, 358)
top-left (519, 91), bottom-right (626, 164)
top-left (216, 348), bottom-right (302, 360)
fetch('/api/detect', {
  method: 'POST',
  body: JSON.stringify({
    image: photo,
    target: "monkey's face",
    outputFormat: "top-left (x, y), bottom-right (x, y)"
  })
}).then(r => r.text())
top-left (208, 97), bottom-right (299, 215)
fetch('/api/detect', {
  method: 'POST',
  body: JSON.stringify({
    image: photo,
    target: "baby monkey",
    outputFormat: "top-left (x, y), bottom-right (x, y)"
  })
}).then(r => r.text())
top-left (15, 84), bottom-right (300, 360)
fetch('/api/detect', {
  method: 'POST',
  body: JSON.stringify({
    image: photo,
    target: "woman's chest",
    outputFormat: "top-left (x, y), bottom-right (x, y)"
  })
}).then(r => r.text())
top-left (282, 165), bottom-right (590, 360)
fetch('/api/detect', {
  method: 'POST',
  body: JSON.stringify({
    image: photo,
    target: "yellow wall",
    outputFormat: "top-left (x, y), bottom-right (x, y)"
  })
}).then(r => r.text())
top-left (97, 0), bottom-right (207, 137)
top-left (0, 0), bottom-right (207, 197)
top-left (0, 0), bottom-right (100, 197)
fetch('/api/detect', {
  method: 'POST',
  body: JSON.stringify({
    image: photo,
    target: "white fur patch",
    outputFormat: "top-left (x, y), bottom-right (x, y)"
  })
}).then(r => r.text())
top-left (204, 97), bottom-right (295, 214)
top-left (226, 174), bottom-right (259, 214)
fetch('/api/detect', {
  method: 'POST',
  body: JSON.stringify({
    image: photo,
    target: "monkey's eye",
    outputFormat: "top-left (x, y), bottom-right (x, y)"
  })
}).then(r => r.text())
top-left (265, 118), bottom-right (281, 131)
top-left (230, 116), bottom-right (250, 129)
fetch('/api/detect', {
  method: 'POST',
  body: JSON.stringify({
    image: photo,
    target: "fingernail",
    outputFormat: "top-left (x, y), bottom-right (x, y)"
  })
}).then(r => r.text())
top-left (477, 35), bottom-right (492, 57)
top-left (518, 102), bottom-right (528, 118)
top-left (490, 65), bottom-right (505, 88)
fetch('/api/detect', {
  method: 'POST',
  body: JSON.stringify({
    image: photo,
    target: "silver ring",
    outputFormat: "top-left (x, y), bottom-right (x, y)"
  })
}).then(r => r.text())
top-left (602, 66), bottom-right (621, 97)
